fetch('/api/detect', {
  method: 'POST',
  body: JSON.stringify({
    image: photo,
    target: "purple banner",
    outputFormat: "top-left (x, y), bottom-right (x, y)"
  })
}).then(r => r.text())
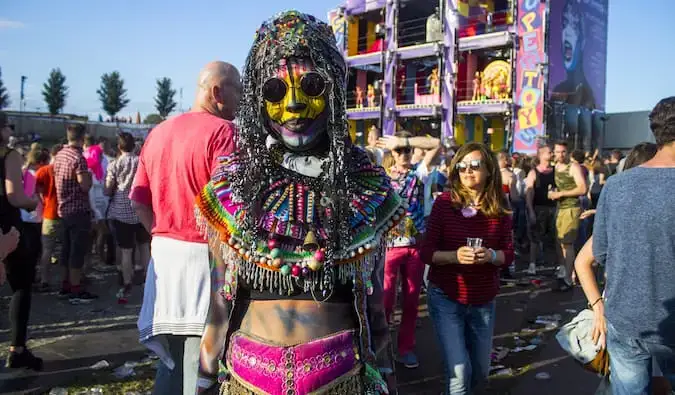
top-left (548, 0), bottom-right (608, 111)
top-left (345, 0), bottom-right (385, 15)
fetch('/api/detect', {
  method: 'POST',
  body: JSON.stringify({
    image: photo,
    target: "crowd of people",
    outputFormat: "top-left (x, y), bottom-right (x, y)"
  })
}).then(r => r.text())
top-left (0, 115), bottom-right (150, 370)
top-left (0, 10), bottom-right (673, 395)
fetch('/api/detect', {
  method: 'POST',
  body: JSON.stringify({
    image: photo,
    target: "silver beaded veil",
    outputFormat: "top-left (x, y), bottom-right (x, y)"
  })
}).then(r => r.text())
top-left (230, 10), bottom-right (352, 262)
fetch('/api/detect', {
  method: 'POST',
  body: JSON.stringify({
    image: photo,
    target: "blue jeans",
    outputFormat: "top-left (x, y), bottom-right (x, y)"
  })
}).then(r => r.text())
top-left (427, 284), bottom-right (496, 395)
top-left (607, 321), bottom-right (675, 395)
top-left (153, 335), bottom-right (201, 395)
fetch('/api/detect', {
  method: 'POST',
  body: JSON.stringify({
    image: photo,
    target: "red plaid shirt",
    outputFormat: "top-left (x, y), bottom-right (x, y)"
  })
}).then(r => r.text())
top-left (54, 145), bottom-right (91, 218)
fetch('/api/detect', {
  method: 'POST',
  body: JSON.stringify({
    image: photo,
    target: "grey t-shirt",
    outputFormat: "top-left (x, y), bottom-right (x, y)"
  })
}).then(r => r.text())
top-left (593, 166), bottom-right (675, 346)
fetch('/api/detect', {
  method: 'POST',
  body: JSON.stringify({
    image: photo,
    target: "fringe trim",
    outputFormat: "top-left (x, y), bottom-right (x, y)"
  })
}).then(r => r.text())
top-left (221, 367), bottom-right (365, 395)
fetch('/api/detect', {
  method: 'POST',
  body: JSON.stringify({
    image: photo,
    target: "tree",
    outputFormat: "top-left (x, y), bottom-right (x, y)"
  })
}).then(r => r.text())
top-left (42, 68), bottom-right (68, 115)
top-left (97, 71), bottom-right (130, 118)
top-left (0, 67), bottom-right (9, 109)
top-left (154, 77), bottom-right (176, 118)
top-left (143, 113), bottom-right (163, 125)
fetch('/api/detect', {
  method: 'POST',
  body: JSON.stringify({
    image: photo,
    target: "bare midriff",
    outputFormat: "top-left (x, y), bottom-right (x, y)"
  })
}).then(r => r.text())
top-left (237, 299), bottom-right (357, 346)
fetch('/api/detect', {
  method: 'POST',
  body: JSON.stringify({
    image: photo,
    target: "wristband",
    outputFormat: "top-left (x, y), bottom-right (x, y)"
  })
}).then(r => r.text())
top-left (588, 297), bottom-right (603, 309)
top-left (489, 248), bottom-right (497, 263)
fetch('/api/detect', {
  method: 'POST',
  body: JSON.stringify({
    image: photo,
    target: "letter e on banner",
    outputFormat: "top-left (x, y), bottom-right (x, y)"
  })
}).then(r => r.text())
top-left (522, 31), bottom-right (539, 52)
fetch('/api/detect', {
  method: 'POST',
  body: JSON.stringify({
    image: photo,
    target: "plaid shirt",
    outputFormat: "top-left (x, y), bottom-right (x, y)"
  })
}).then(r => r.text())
top-left (105, 153), bottom-right (140, 224)
top-left (54, 145), bottom-right (91, 218)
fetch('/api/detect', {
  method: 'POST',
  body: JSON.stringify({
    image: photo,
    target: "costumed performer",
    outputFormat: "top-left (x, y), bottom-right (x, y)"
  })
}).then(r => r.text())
top-left (195, 11), bottom-right (404, 395)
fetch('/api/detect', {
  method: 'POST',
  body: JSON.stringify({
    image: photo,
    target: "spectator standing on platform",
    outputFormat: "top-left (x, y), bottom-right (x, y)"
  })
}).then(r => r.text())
top-left (130, 61), bottom-right (241, 394)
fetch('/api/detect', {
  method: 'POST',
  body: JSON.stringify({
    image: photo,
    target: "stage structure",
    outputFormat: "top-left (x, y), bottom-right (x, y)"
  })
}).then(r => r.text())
top-left (328, 0), bottom-right (608, 153)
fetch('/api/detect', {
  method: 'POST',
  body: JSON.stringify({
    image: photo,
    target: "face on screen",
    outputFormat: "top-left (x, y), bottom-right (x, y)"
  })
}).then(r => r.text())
top-left (562, 2), bottom-right (583, 72)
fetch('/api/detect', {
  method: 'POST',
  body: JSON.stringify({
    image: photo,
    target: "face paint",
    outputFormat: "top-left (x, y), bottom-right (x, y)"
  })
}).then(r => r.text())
top-left (263, 58), bottom-right (328, 151)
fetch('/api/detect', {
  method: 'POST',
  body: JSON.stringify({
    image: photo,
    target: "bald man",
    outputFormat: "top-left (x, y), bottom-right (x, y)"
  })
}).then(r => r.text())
top-left (130, 61), bottom-right (241, 395)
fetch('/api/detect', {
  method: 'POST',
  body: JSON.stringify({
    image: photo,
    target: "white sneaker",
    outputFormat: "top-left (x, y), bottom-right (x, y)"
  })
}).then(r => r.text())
top-left (527, 263), bottom-right (537, 275)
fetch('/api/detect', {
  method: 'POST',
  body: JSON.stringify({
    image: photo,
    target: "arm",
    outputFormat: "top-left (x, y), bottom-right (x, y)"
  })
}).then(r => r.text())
top-left (376, 135), bottom-right (441, 170)
top-left (104, 162), bottom-right (116, 197)
top-left (508, 173), bottom-right (519, 203)
top-left (592, 187), bottom-right (608, 265)
top-left (76, 155), bottom-right (92, 193)
top-left (420, 196), bottom-right (446, 266)
top-left (198, 245), bottom-right (233, 390)
top-left (132, 201), bottom-right (154, 234)
top-left (0, 227), bottom-right (20, 261)
top-left (4, 151), bottom-right (38, 210)
top-left (479, 214), bottom-right (514, 266)
top-left (575, 236), bottom-right (606, 349)
top-left (209, 122), bottom-right (237, 172)
top-left (416, 136), bottom-right (441, 170)
top-left (130, 154), bottom-right (154, 233)
top-left (525, 170), bottom-right (536, 216)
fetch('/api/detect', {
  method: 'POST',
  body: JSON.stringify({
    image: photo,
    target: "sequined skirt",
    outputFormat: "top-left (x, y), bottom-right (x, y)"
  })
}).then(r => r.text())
top-left (221, 330), bottom-right (364, 395)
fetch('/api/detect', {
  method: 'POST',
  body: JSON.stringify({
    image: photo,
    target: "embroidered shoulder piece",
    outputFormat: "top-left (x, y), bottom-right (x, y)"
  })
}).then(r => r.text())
top-left (195, 148), bottom-right (404, 300)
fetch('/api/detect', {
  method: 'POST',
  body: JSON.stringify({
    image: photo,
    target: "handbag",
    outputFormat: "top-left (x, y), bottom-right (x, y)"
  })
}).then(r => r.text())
top-left (556, 309), bottom-right (610, 376)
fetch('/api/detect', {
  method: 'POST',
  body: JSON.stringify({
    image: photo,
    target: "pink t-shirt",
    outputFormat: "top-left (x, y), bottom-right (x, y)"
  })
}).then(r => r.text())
top-left (130, 112), bottom-right (236, 243)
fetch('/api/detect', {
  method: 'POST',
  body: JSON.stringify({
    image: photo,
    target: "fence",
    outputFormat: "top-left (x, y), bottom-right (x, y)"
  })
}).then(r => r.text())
top-left (7, 114), bottom-right (154, 142)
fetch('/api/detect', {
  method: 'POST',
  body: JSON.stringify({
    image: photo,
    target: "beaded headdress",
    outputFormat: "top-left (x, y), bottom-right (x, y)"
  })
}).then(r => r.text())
top-left (231, 11), bottom-right (351, 260)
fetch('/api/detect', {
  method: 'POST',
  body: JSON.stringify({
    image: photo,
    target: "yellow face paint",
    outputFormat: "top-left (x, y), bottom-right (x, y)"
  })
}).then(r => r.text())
top-left (263, 58), bottom-right (328, 150)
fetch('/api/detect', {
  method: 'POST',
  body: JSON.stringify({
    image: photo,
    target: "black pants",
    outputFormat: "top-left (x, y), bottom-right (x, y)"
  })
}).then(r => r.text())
top-left (3, 222), bottom-right (41, 347)
top-left (60, 215), bottom-right (91, 270)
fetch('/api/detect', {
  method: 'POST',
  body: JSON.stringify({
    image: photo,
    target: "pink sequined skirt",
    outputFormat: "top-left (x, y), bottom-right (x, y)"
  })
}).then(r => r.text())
top-left (224, 330), bottom-right (362, 395)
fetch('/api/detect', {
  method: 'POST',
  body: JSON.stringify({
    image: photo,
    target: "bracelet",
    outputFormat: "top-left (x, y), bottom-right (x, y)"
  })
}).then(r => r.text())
top-left (489, 248), bottom-right (497, 264)
top-left (587, 297), bottom-right (603, 309)
top-left (405, 137), bottom-right (410, 147)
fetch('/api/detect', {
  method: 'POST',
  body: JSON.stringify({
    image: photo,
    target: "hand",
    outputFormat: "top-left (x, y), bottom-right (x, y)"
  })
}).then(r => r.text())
top-left (0, 227), bottom-right (20, 258)
top-left (527, 209), bottom-right (536, 224)
top-left (376, 136), bottom-right (404, 151)
top-left (591, 302), bottom-right (607, 350)
top-left (580, 209), bottom-right (596, 220)
top-left (548, 191), bottom-right (562, 200)
top-left (473, 247), bottom-right (492, 264)
top-left (456, 246), bottom-right (477, 265)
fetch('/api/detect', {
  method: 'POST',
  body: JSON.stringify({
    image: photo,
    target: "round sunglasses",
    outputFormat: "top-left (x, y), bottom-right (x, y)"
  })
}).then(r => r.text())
top-left (262, 72), bottom-right (328, 103)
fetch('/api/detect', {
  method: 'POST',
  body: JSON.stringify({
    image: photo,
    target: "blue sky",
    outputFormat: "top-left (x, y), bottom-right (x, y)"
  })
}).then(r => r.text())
top-left (1, 0), bottom-right (673, 119)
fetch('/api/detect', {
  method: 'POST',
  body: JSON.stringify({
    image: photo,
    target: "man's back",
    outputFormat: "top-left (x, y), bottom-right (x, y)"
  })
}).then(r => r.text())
top-left (130, 112), bottom-right (235, 243)
top-left (593, 167), bottom-right (675, 345)
top-left (53, 145), bottom-right (90, 218)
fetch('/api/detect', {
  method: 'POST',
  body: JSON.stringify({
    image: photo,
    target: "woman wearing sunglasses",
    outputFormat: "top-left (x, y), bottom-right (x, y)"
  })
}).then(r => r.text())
top-left (421, 142), bottom-right (513, 395)
top-left (377, 131), bottom-right (440, 369)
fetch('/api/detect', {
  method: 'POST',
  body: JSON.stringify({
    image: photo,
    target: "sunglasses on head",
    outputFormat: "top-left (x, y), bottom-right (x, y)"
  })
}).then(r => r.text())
top-left (394, 147), bottom-right (412, 155)
top-left (262, 72), bottom-right (327, 103)
top-left (456, 159), bottom-right (482, 172)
